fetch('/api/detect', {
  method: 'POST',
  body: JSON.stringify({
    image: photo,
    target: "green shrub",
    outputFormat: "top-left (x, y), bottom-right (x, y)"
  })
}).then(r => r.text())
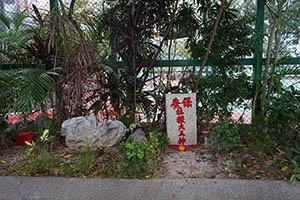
top-left (59, 165), bottom-right (77, 177)
top-left (196, 73), bottom-right (252, 125)
top-left (59, 146), bottom-right (99, 176)
top-left (119, 130), bottom-right (169, 178)
top-left (210, 119), bottom-right (242, 151)
top-left (21, 152), bottom-right (61, 175)
top-left (263, 87), bottom-right (300, 148)
top-left (290, 160), bottom-right (300, 186)
top-left (253, 86), bottom-right (300, 183)
top-left (23, 129), bottom-right (55, 158)
top-left (75, 147), bottom-right (98, 174)
top-left (286, 133), bottom-right (300, 165)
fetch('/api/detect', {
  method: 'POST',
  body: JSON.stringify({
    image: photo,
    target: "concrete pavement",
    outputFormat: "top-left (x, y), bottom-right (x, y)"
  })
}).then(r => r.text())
top-left (0, 176), bottom-right (299, 200)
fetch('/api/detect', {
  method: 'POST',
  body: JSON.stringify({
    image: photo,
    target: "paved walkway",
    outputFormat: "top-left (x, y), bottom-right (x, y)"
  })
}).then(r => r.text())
top-left (0, 176), bottom-right (300, 200)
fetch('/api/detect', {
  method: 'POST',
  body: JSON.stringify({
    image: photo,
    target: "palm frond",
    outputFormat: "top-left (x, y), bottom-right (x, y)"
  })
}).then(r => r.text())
top-left (0, 13), bottom-right (10, 29)
top-left (277, 66), bottom-right (300, 77)
top-left (0, 68), bottom-right (59, 114)
top-left (12, 11), bottom-right (28, 32)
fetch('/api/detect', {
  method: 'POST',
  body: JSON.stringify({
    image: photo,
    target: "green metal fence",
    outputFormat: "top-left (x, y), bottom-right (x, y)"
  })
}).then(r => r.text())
top-left (0, 0), bottom-right (299, 124)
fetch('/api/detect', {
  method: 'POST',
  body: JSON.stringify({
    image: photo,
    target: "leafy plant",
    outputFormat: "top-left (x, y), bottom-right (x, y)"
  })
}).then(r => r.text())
top-left (0, 113), bottom-right (7, 133)
top-left (22, 152), bottom-right (61, 175)
top-left (196, 73), bottom-right (252, 125)
top-left (24, 129), bottom-right (55, 158)
top-left (99, 0), bottom-right (178, 116)
top-left (250, 85), bottom-right (300, 157)
top-left (210, 119), bottom-right (242, 151)
top-left (286, 139), bottom-right (300, 165)
top-left (24, 140), bottom-right (37, 158)
top-left (60, 144), bottom-right (99, 176)
top-left (75, 146), bottom-right (98, 174)
top-left (25, 3), bottom-right (100, 122)
top-left (119, 130), bottom-right (169, 178)
top-left (38, 129), bottom-right (55, 150)
top-left (263, 86), bottom-right (300, 147)
top-left (290, 160), bottom-right (300, 186)
top-left (0, 10), bottom-right (34, 63)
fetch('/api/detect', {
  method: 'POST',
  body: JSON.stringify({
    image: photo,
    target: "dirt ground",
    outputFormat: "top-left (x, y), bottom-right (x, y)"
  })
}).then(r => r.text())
top-left (154, 148), bottom-right (228, 179)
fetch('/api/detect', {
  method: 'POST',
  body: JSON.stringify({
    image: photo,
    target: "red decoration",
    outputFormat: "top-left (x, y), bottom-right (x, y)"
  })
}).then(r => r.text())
top-left (170, 96), bottom-right (193, 147)
top-left (178, 124), bottom-right (185, 131)
top-left (171, 98), bottom-right (180, 110)
top-left (182, 97), bottom-right (192, 108)
top-left (168, 144), bottom-right (197, 149)
top-left (176, 106), bottom-right (184, 115)
top-left (176, 116), bottom-right (185, 124)
top-left (178, 131), bottom-right (185, 136)
top-left (178, 137), bottom-right (186, 145)
top-left (17, 132), bottom-right (35, 146)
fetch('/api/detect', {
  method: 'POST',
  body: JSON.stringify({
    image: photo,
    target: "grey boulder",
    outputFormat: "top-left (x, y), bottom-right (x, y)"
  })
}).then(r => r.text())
top-left (127, 128), bottom-right (146, 144)
top-left (61, 115), bottom-right (127, 150)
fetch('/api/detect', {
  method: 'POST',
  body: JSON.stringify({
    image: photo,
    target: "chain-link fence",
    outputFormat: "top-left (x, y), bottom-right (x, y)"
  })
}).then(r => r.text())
top-left (0, 0), bottom-right (48, 65)
top-left (263, 0), bottom-right (300, 124)
top-left (0, 0), bottom-right (49, 26)
top-left (0, 0), bottom-right (102, 65)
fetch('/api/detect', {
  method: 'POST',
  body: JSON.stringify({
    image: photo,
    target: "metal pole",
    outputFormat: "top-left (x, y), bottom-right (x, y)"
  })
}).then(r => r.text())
top-left (253, 0), bottom-right (265, 121)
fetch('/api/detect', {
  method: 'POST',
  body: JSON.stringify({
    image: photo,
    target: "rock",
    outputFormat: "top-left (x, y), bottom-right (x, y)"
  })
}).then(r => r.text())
top-left (33, 114), bottom-right (49, 130)
top-left (61, 114), bottom-right (127, 150)
top-left (127, 128), bottom-right (146, 144)
top-left (3, 120), bottom-right (27, 133)
top-left (204, 135), bottom-right (216, 150)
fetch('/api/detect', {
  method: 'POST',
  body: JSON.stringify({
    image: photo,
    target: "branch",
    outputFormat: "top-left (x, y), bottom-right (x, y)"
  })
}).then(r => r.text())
top-left (138, 0), bottom-right (180, 92)
top-left (193, 0), bottom-right (226, 92)
top-left (69, 0), bottom-right (76, 19)
top-left (58, 0), bottom-right (67, 17)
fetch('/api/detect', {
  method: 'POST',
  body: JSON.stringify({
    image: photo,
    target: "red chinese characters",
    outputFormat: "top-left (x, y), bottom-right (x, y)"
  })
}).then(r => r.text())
top-left (171, 97), bottom-right (193, 145)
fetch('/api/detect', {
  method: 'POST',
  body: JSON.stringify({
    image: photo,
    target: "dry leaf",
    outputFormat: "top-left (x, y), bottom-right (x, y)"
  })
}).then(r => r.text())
top-left (254, 164), bottom-right (261, 170)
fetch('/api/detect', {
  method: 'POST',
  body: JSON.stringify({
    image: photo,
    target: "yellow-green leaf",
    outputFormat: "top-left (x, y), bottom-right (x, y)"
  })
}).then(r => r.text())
top-left (1, 160), bottom-right (7, 164)
top-left (25, 141), bottom-right (32, 146)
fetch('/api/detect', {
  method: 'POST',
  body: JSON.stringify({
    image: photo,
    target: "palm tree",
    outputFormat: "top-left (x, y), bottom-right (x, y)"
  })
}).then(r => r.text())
top-left (0, 10), bottom-right (34, 63)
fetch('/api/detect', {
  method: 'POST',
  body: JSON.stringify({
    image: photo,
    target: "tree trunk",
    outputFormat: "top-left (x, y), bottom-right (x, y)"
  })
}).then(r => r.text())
top-left (260, 0), bottom-right (286, 112)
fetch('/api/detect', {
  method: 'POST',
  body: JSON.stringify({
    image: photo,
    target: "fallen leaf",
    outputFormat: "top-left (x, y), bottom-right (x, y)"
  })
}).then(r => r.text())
top-left (64, 154), bottom-right (73, 159)
top-left (281, 166), bottom-right (288, 172)
top-left (265, 160), bottom-right (273, 166)
top-left (254, 165), bottom-right (261, 170)
top-left (1, 160), bottom-right (7, 164)
top-left (92, 171), bottom-right (98, 176)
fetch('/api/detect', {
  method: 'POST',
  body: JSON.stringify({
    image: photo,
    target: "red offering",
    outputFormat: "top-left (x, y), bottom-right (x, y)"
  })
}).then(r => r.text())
top-left (17, 132), bottom-right (35, 146)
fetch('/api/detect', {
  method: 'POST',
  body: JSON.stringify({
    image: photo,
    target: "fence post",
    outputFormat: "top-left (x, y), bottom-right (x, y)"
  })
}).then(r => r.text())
top-left (252, 0), bottom-right (265, 121)
top-left (50, 0), bottom-right (57, 11)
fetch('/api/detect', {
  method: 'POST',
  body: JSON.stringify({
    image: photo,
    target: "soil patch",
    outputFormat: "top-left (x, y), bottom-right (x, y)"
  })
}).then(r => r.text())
top-left (154, 148), bottom-right (227, 179)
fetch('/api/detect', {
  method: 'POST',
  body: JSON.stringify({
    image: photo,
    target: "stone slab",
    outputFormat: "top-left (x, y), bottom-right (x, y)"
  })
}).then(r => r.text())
top-left (166, 93), bottom-right (197, 146)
